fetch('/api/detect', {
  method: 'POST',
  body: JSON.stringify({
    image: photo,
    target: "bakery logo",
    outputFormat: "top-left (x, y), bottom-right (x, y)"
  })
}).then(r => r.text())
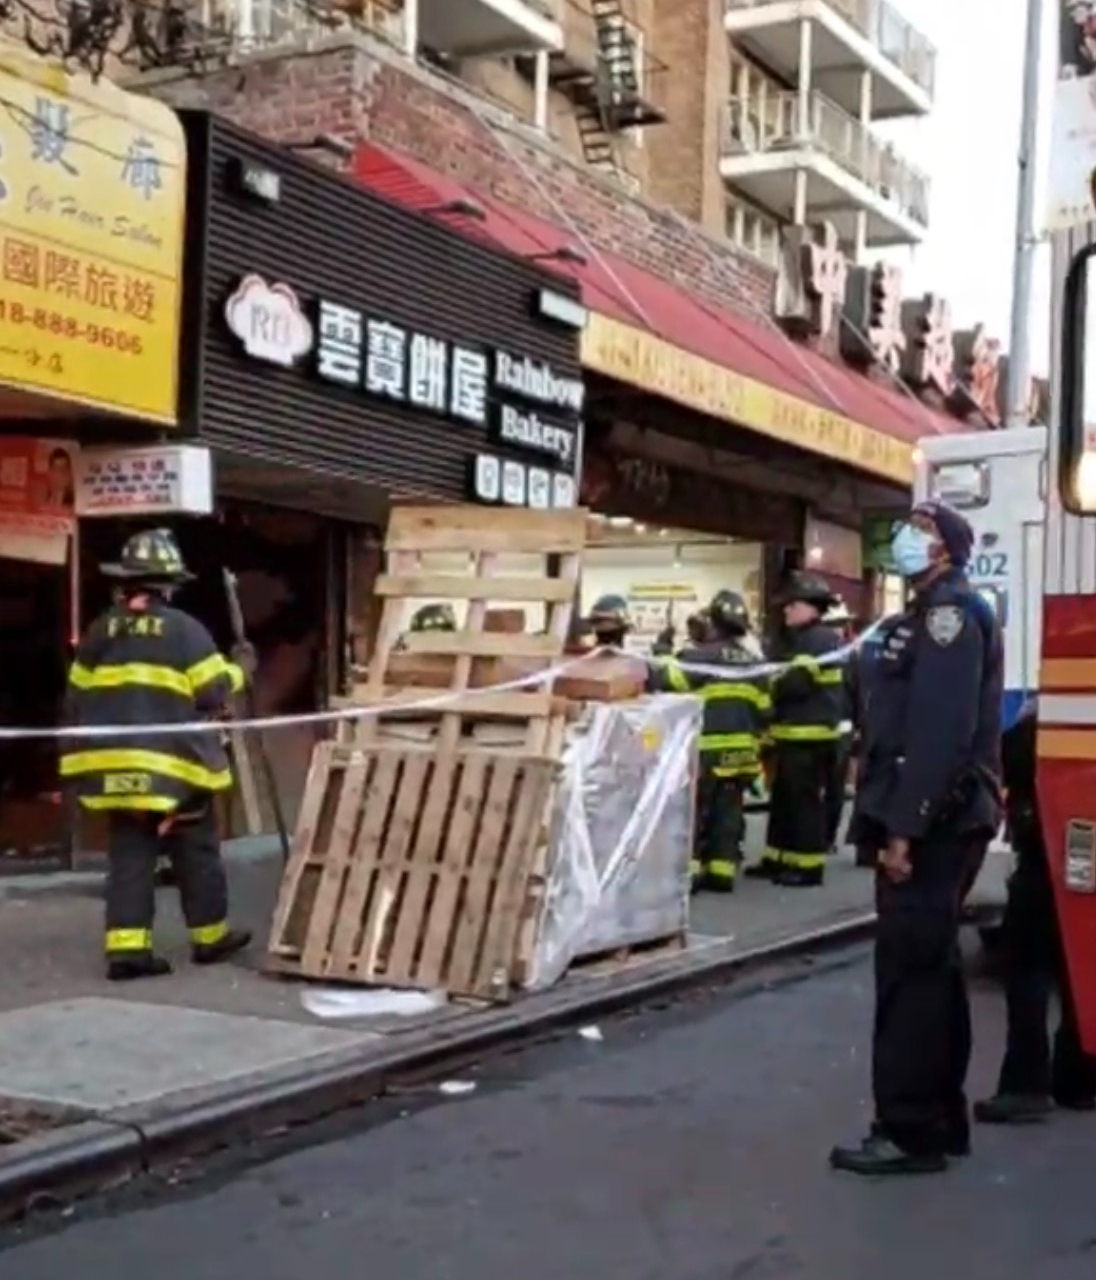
top-left (225, 275), bottom-right (314, 368)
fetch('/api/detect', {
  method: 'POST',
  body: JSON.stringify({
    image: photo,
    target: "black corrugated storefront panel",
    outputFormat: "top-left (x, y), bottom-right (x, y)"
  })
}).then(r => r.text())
top-left (178, 114), bottom-right (582, 501)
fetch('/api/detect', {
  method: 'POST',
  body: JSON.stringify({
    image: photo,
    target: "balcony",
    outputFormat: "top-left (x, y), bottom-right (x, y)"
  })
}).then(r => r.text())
top-left (418, 0), bottom-right (563, 55)
top-left (719, 89), bottom-right (929, 247)
top-left (724, 0), bottom-right (935, 119)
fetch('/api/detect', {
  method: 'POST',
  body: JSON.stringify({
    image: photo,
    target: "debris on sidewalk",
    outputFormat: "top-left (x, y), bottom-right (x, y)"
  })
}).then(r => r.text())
top-left (299, 987), bottom-right (447, 1021)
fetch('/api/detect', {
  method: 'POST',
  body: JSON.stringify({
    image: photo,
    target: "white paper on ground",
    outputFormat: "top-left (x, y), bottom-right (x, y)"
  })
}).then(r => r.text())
top-left (299, 987), bottom-right (447, 1020)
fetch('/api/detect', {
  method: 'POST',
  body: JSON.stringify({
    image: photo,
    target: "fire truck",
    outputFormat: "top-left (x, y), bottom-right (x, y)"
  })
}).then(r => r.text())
top-left (1039, 223), bottom-right (1096, 1055)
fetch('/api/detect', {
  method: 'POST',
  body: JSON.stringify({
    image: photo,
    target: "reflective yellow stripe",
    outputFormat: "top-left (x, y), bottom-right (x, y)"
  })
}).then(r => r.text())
top-left (653, 658), bottom-right (690, 692)
top-left (105, 928), bottom-right (152, 953)
top-left (770, 725), bottom-right (840, 741)
top-left (781, 851), bottom-right (826, 870)
top-left (186, 653), bottom-right (244, 696)
top-left (60, 748), bottom-right (232, 791)
top-left (707, 858), bottom-right (737, 882)
top-left (69, 662), bottom-right (191, 697)
top-left (816, 669), bottom-right (843, 686)
top-left (700, 682), bottom-right (770, 709)
top-left (764, 849), bottom-right (784, 863)
top-left (699, 732), bottom-right (758, 751)
top-left (689, 858), bottom-right (702, 876)
top-left (79, 795), bottom-right (177, 812)
top-left (190, 921), bottom-right (229, 946)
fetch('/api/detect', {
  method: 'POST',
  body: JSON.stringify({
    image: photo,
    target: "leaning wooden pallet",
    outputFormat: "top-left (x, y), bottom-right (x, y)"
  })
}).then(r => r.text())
top-left (266, 505), bottom-right (585, 1001)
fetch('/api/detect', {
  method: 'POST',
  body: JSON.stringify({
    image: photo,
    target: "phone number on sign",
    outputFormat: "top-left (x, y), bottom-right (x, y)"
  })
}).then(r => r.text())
top-left (0, 301), bottom-right (144, 355)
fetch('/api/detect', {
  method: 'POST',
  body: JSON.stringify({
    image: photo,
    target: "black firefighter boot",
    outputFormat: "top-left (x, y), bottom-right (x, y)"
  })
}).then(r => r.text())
top-left (192, 928), bottom-right (253, 965)
top-left (107, 952), bottom-right (173, 982)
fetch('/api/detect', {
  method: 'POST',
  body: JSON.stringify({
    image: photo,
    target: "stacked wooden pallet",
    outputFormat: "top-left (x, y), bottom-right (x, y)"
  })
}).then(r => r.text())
top-left (267, 505), bottom-right (588, 1001)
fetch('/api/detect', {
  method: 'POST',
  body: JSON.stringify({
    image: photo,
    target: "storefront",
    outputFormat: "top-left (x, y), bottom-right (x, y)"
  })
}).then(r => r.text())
top-left (0, 50), bottom-right (186, 865)
top-left (124, 113), bottom-right (585, 827)
top-left (353, 142), bottom-right (973, 647)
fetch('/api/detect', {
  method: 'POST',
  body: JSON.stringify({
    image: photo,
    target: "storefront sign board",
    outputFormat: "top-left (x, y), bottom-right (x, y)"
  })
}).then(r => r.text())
top-left (76, 444), bottom-right (214, 517)
top-left (581, 312), bottom-right (913, 486)
top-left (0, 436), bottom-right (74, 562)
top-left (0, 48), bottom-right (186, 425)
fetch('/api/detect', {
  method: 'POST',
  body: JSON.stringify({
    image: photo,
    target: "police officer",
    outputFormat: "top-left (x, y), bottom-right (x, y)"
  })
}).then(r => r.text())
top-left (61, 530), bottom-right (252, 982)
top-left (831, 501), bottom-right (1003, 1175)
top-left (821, 599), bottom-right (855, 853)
top-left (750, 571), bottom-right (842, 886)
top-left (974, 697), bottom-right (1096, 1123)
top-left (650, 590), bottom-right (769, 892)
top-left (586, 594), bottom-right (632, 649)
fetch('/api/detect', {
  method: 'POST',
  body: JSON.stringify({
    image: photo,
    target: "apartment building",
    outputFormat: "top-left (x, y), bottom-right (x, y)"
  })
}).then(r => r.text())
top-left (719, 0), bottom-right (936, 265)
top-left (178, 0), bottom-right (931, 267)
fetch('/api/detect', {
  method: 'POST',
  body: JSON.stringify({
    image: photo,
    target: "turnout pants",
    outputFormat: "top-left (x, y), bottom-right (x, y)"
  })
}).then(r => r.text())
top-left (872, 833), bottom-right (985, 1156)
top-left (105, 802), bottom-right (231, 957)
top-left (692, 772), bottom-right (746, 889)
top-left (996, 850), bottom-right (1096, 1104)
top-left (764, 741), bottom-right (835, 884)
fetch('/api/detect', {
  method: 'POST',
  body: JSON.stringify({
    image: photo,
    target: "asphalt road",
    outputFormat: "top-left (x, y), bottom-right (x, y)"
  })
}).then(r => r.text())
top-left (2, 944), bottom-right (1094, 1280)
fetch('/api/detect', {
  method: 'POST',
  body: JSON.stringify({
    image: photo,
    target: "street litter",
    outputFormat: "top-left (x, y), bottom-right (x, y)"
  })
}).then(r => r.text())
top-left (299, 987), bottom-right (446, 1021)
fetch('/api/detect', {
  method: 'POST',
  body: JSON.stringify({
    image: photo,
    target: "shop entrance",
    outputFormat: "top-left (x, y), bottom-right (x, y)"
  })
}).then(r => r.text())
top-left (582, 517), bottom-right (765, 655)
top-left (0, 555), bottom-right (72, 866)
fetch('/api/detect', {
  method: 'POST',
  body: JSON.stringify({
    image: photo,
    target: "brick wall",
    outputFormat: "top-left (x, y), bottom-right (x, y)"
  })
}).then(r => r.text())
top-left (137, 32), bottom-right (774, 318)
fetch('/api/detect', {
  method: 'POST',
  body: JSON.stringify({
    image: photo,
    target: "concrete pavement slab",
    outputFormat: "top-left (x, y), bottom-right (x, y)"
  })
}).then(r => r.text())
top-left (0, 999), bottom-right (377, 1111)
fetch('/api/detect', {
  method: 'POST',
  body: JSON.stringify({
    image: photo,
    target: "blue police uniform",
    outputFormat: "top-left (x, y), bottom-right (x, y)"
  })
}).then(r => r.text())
top-left (836, 551), bottom-right (1004, 1171)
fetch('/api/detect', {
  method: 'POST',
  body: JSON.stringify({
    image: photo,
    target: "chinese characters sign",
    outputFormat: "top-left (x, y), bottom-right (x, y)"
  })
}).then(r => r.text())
top-left (775, 222), bottom-right (1010, 428)
top-left (76, 444), bottom-right (214, 517)
top-left (0, 47), bottom-right (185, 424)
top-left (304, 292), bottom-right (580, 509)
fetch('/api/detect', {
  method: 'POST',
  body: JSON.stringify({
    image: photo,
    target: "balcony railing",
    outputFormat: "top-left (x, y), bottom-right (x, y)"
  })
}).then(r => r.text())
top-left (197, 0), bottom-right (407, 56)
top-left (721, 89), bottom-right (930, 227)
top-left (725, 0), bottom-right (936, 100)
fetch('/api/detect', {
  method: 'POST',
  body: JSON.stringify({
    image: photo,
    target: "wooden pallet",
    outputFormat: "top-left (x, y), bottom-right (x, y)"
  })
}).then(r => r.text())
top-left (267, 739), bottom-right (556, 997)
top-left (267, 505), bottom-right (586, 998)
top-left (568, 932), bottom-right (688, 974)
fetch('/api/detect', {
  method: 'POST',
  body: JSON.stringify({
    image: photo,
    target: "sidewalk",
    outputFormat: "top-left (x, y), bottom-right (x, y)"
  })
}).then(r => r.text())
top-left (0, 813), bottom-right (1008, 1209)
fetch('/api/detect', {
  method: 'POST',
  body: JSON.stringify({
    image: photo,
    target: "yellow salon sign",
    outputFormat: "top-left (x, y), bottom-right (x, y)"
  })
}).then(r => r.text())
top-left (582, 313), bottom-right (913, 486)
top-left (0, 46), bottom-right (185, 425)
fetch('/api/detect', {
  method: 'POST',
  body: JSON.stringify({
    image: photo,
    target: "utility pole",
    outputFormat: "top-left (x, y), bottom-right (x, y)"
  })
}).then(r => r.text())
top-left (1006, 0), bottom-right (1044, 428)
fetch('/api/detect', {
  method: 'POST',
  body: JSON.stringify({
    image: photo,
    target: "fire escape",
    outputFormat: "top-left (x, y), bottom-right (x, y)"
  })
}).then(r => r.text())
top-left (520, 0), bottom-right (667, 176)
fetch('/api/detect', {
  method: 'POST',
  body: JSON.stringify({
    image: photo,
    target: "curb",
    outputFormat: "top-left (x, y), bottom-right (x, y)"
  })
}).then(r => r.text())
top-left (0, 910), bottom-right (875, 1220)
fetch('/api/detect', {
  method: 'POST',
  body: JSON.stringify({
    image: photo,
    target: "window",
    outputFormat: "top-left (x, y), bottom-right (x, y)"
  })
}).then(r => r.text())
top-left (1060, 243), bottom-right (1096, 513)
top-left (927, 461), bottom-right (990, 510)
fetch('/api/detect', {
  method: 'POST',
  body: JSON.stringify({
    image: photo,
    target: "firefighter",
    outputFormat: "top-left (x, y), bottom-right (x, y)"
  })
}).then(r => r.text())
top-left (61, 529), bottom-right (252, 982)
top-left (586, 594), bottom-right (632, 649)
top-left (749, 571), bottom-right (842, 887)
top-left (409, 603), bottom-right (456, 632)
top-left (821, 598), bottom-right (855, 853)
top-left (649, 589), bottom-right (769, 892)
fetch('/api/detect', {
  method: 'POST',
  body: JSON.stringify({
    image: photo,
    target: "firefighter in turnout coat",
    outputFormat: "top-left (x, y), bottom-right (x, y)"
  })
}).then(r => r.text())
top-left (61, 529), bottom-right (252, 981)
top-left (649, 590), bottom-right (770, 892)
top-left (752, 571), bottom-right (843, 887)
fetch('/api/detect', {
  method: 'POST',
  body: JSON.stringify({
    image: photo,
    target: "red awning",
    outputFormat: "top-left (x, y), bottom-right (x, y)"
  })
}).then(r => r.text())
top-left (354, 142), bottom-right (959, 447)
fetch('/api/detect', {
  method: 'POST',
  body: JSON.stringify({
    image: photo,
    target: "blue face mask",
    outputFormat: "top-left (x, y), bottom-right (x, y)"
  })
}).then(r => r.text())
top-left (891, 524), bottom-right (935, 578)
